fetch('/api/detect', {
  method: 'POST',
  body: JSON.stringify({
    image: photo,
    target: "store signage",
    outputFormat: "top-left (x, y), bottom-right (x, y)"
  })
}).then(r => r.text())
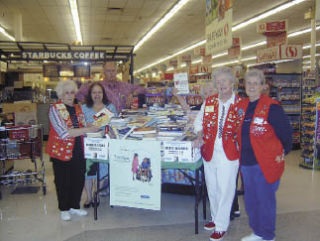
top-left (181, 54), bottom-right (191, 63)
top-left (161, 141), bottom-right (194, 162)
top-left (189, 64), bottom-right (211, 75)
top-left (266, 32), bottom-right (287, 47)
top-left (189, 65), bottom-right (199, 75)
top-left (194, 47), bottom-right (206, 57)
top-left (257, 44), bottom-right (303, 63)
top-left (22, 51), bottom-right (106, 60)
top-left (205, 0), bottom-right (233, 54)
top-left (280, 44), bottom-right (302, 59)
top-left (257, 20), bottom-right (288, 34)
top-left (317, 0), bottom-right (320, 22)
top-left (202, 55), bottom-right (212, 65)
top-left (228, 37), bottom-right (241, 58)
top-left (174, 72), bottom-right (189, 94)
top-left (109, 140), bottom-right (161, 211)
top-left (0, 61), bottom-right (7, 72)
top-left (169, 59), bottom-right (178, 67)
top-left (84, 138), bottom-right (109, 160)
top-left (257, 46), bottom-right (280, 63)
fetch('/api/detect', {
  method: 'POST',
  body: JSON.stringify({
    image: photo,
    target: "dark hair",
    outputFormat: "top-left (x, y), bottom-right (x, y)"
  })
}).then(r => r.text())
top-left (86, 82), bottom-right (109, 107)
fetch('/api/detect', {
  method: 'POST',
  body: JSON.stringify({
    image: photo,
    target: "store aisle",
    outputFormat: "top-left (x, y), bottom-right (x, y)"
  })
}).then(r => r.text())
top-left (0, 150), bottom-right (319, 241)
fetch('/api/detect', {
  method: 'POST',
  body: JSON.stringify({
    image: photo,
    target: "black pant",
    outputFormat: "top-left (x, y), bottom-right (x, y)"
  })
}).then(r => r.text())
top-left (52, 152), bottom-right (85, 211)
top-left (231, 171), bottom-right (240, 214)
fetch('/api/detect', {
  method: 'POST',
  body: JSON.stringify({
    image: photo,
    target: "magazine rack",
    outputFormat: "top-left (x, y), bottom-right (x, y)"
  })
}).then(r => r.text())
top-left (0, 125), bottom-right (46, 195)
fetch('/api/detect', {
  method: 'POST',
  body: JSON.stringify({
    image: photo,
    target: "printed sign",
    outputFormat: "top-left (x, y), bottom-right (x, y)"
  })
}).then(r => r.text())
top-left (161, 141), bottom-right (200, 163)
top-left (205, 0), bottom-right (233, 55)
top-left (257, 20), bottom-right (288, 34)
top-left (280, 44), bottom-right (302, 59)
top-left (257, 46), bottom-right (280, 63)
top-left (84, 138), bottom-right (109, 160)
top-left (266, 32), bottom-right (287, 47)
top-left (109, 140), bottom-right (161, 210)
top-left (228, 37), bottom-right (241, 58)
top-left (174, 72), bottom-right (189, 94)
top-left (22, 51), bottom-right (106, 60)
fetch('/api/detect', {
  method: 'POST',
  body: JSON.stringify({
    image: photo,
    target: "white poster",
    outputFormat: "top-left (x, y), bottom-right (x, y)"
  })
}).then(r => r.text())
top-left (161, 141), bottom-right (192, 162)
top-left (174, 72), bottom-right (189, 94)
top-left (84, 137), bottom-right (109, 160)
top-left (205, 8), bottom-right (233, 54)
top-left (109, 139), bottom-right (161, 210)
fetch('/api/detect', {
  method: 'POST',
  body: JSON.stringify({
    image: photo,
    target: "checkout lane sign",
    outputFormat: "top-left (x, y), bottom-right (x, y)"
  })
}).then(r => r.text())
top-left (84, 137), bottom-right (109, 160)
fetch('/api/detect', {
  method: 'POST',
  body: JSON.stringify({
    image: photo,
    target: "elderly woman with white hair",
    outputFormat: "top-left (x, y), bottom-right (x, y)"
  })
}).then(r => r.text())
top-left (237, 69), bottom-right (292, 241)
top-left (193, 67), bottom-right (242, 241)
top-left (46, 80), bottom-right (100, 221)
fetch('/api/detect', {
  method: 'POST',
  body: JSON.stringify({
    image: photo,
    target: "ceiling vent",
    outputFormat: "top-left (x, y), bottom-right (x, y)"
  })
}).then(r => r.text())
top-left (107, 7), bottom-right (123, 11)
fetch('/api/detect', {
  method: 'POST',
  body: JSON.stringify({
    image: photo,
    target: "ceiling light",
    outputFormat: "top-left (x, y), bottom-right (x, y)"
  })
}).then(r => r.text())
top-left (134, 0), bottom-right (191, 52)
top-left (180, 63), bottom-right (187, 68)
top-left (167, 67), bottom-right (174, 71)
top-left (135, 0), bottom-right (313, 73)
top-left (69, 0), bottom-right (82, 44)
top-left (212, 60), bottom-right (239, 68)
top-left (241, 56), bottom-right (257, 62)
top-left (232, 0), bottom-right (307, 31)
top-left (0, 25), bottom-right (15, 41)
top-left (192, 58), bottom-right (202, 64)
top-left (303, 42), bottom-right (320, 49)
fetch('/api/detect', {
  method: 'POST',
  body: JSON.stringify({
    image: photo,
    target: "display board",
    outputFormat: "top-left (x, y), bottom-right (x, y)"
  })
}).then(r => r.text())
top-left (109, 139), bottom-right (161, 210)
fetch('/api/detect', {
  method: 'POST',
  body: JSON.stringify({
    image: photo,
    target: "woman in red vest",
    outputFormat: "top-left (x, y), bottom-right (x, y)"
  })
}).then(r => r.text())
top-left (46, 80), bottom-right (100, 221)
top-left (193, 67), bottom-right (241, 241)
top-left (237, 69), bottom-right (292, 241)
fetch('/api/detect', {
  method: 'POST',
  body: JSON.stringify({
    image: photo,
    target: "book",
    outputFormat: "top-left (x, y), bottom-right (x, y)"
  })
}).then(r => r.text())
top-left (92, 108), bottom-right (114, 127)
top-left (133, 127), bottom-right (157, 135)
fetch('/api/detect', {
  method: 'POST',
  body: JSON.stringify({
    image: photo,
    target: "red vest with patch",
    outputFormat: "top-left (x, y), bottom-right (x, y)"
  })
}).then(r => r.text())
top-left (201, 94), bottom-right (241, 162)
top-left (46, 102), bottom-right (85, 161)
top-left (237, 95), bottom-right (285, 183)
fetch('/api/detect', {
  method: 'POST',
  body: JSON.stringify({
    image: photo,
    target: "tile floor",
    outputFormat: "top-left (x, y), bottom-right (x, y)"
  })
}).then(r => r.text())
top-left (0, 150), bottom-right (319, 241)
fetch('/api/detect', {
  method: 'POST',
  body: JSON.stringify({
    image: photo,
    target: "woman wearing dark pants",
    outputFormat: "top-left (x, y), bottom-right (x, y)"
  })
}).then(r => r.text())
top-left (47, 80), bottom-right (100, 221)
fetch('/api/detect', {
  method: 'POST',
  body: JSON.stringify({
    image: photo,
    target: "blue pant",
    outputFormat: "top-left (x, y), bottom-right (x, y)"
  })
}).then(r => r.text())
top-left (241, 164), bottom-right (280, 240)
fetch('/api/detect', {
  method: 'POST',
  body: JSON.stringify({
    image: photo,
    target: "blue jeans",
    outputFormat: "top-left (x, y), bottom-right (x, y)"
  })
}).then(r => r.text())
top-left (241, 164), bottom-right (280, 240)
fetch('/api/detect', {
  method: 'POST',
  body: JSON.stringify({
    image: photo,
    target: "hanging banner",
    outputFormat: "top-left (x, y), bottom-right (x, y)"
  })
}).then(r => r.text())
top-left (202, 55), bottom-right (212, 65)
top-left (205, 0), bottom-right (233, 54)
top-left (181, 54), bottom-right (191, 63)
top-left (280, 44), bottom-right (303, 59)
top-left (109, 140), bottom-right (161, 210)
top-left (257, 20), bottom-right (288, 34)
top-left (257, 44), bottom-right (303, 63)
top-left (194, 47), bottom-right (206, 57)
top-left (266, 32), bottom-right (287, 48)
top-left (189, 65), bottom-right (199, 75)
top-left (169, 59), bottom-right (178, 68)
top-left (84, 138), bottom-right (109, 160)
top-left (257, 46), bottom-right (280, 63)
top-left (228, 37), bottom-right (241, 58)
top-left (174, 72), bottom-right (189, 94)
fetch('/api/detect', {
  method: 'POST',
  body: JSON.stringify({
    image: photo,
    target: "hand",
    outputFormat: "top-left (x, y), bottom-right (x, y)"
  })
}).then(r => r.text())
top-left (171, 87), bottom-right (179, 96)
top-left (192, 136), bottom-right (203, 148)
top-left (87, 126), bottom-right (101, 133)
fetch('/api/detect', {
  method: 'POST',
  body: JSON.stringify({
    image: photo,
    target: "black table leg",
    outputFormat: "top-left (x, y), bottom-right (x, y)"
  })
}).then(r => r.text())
top-left (195, 168), bottom-right (199, 234)
top-left (94, 162), bottom-right (100, 220)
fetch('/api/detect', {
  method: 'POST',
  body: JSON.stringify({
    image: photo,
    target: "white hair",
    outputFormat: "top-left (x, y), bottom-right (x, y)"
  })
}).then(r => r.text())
top-left (245, 69), bottom-right (266, 85)
top-left (55, 80), bottom-right (78, 99)
top-left (212, 67), bottom-right (237, 85)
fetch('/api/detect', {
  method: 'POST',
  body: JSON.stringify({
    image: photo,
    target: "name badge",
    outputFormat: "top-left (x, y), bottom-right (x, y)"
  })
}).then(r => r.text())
top-left (205, 106), bottom-right (214, 112)
top-left (253, 117), bottom-right (264, 124)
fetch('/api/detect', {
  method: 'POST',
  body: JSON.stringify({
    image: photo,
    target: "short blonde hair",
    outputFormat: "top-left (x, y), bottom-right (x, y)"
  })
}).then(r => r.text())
top-left (245, 69), bottom-right (265, 85)
top-left (55, 80), bottom-right (78, 99)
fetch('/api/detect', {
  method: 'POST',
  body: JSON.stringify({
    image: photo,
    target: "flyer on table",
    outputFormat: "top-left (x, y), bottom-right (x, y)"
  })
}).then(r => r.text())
top-left (109, 139), bottom-right (161, 210)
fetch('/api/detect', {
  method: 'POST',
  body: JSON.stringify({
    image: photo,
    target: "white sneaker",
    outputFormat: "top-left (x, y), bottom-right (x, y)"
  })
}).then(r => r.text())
top-left (69, 208), bottom-right (88, 216)
top-left (241, 233), bottom-right (263, 241)
top-left (60, 211), bottom-right (71, 221)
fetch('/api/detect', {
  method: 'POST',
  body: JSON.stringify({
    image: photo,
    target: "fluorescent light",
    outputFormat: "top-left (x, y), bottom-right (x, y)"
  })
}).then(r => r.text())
top-left (69, 0), bottom-right (82, 44)
top-left (212, 51), bottom-right (228, 59)
top-left (180, 63), bottom-right (187, 68)
top-left (134, 0), bottom-right (191, 52)
top-left (241, 56), bottom-right (257, 62)
top-left (0, 25), bottom-right (15, 41)
top-left (167, 67), bottom-right (174, 71)
top-left (135, 40), bottom-right (205, 73)
top-left (232, 0), bottom-right (307, 31)
top-left (303, 42), bottom-right (320, 49)
top-left (135, 0), bottom-right (314, 73)
top-left (192, 58), bottom-right (202, 64)
top-left (303, 54), bottom-right (320, 59)
top-left (212, 60), bottom-right (239, 68)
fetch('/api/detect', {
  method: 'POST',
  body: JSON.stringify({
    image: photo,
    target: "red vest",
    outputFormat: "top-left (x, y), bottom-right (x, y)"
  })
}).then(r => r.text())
top-left (237, 95), bottom-right (285, 183)
top-left (201, 94), bottom-right (242, 162)
top-left (46, 102), bottom-right (85, 161)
